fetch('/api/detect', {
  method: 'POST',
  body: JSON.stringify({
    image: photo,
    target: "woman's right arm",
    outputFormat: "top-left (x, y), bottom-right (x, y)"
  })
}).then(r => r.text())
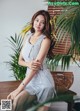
top-left (18, 50), bottom-right (29, 67)
top-left (18, 51), bottom-right (41, 70)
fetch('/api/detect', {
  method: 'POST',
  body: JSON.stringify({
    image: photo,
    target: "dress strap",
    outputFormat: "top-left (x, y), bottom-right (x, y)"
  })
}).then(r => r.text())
top-left (26, 32), bottom-right (33, 41)
top-left (37, 34), bottom-right (46, 45)
top-left (22, 32), bottom-right (32, 44)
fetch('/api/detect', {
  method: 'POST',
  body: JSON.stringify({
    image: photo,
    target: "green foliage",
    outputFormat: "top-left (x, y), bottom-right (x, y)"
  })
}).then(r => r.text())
top-left (48, 6), bottom-right (80, 70)
top-left (27, 94), bottom-right (79, 111)
top-left (6, 34), bottom-right (26, 80)
top-left (56, 6), bottom-right (80, 49)
top-left (47, 54), bottom-right (72, 71)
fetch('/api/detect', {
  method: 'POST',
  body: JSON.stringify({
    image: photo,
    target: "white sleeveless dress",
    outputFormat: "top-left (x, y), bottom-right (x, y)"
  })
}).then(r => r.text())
top-left (21, 33), bottom-right (55, 103)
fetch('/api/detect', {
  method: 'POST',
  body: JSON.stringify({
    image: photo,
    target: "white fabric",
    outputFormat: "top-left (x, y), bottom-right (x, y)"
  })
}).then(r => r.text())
top-left (21, 33), bottom-right (56, 103)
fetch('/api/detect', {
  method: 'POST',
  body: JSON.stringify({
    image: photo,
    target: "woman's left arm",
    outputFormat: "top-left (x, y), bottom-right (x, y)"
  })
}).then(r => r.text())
top-left (35, 37), bottom-right (51, 63)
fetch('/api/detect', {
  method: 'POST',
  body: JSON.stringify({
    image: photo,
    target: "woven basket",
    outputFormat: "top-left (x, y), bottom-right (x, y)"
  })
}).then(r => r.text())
top-left (51, 71), bottom-right (74, 93)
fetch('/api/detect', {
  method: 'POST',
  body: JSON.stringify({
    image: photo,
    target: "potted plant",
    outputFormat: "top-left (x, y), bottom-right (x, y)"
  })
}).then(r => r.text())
top-left (6, 34), bottom-right (26, 80)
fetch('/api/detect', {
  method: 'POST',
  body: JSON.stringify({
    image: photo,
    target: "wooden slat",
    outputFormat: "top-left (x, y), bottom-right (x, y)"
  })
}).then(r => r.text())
top-left (0, 81), bottom-right (21, 101)
top-left (53, 36), bottom-right (71, 54)
top-left (48, 5), bottom-right (71, 55)
top-left (48, 6), bottom-right (63, 16)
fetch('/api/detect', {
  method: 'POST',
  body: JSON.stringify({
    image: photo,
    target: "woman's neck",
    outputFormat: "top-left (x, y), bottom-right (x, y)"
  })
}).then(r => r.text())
top-left (33, 32), bottom-right (42, 37)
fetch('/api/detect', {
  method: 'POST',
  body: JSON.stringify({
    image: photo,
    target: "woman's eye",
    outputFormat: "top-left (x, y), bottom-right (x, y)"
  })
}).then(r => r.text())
top-left (41, 22), bottom-right (45, 24)
top-left (36, 19), bottom-right (39, 22)
top-left (35, 19), bottom-right (45, 25)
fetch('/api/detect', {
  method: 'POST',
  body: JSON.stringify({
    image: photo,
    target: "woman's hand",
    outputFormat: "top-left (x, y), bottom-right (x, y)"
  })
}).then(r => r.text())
top-left (7, 88), bottom-right (20, 100)
top-left (28, 60), bottom-right (41, 71)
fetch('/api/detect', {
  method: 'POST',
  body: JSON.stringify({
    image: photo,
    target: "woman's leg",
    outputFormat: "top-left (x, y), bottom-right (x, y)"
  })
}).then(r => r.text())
top-left (12, 90), bottom-right (36, 111)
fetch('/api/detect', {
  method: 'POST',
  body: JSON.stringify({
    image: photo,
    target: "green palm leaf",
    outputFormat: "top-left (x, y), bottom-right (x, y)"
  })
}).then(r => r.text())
top-left (51, 6), bottom-right (80, 69)
top-left (56, 6), bottom-right (80, 50)
top-left (6, 34), bottom-right (26, 80)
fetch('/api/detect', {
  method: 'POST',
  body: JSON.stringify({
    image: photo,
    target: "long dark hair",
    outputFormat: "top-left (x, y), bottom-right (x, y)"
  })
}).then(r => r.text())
top-left (30, 10), bottom-right (51, 39)
top-left (30, 10), bottom-right (55, 58)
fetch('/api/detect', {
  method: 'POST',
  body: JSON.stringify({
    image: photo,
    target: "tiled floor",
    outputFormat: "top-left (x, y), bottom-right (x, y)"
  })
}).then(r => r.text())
top-left (0, 102), bottom-right (67, 111)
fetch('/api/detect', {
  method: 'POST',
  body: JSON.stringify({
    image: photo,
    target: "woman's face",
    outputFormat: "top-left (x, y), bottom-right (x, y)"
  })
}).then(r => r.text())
top-left (33, 15), bottom-right (45, 32)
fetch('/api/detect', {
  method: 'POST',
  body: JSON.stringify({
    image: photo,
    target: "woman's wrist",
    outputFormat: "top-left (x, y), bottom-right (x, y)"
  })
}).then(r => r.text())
top-left (17, 83), bottom-right (24, 92)
top-left (26, 61), bottom-right (30, 68)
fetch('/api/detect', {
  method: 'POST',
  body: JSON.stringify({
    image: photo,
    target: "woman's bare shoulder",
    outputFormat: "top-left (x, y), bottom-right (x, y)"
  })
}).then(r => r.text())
top-left (42, 36), bottom-right (51, 45)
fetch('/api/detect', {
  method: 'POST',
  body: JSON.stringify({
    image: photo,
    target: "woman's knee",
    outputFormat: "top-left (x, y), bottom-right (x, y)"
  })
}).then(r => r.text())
top-left (12, 90), bottom-right (37, 111)
top-left (12, 90), bottom-right (29, 111)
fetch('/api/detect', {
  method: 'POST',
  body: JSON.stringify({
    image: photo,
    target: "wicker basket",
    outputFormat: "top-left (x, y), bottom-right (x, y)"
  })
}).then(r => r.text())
top-left (51, 71), bottom-right (74, 93)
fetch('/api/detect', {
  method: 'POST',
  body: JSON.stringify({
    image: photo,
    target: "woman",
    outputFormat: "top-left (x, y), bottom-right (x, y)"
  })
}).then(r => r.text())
top-left (7, 10), bottom-right (55, 111)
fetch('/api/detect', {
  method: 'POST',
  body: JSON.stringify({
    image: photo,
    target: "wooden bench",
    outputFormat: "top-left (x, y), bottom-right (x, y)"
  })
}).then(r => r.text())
top-left (0, 80), bottom-right (21, 101)
top-left (0, 72), bottom-right (76, 111)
